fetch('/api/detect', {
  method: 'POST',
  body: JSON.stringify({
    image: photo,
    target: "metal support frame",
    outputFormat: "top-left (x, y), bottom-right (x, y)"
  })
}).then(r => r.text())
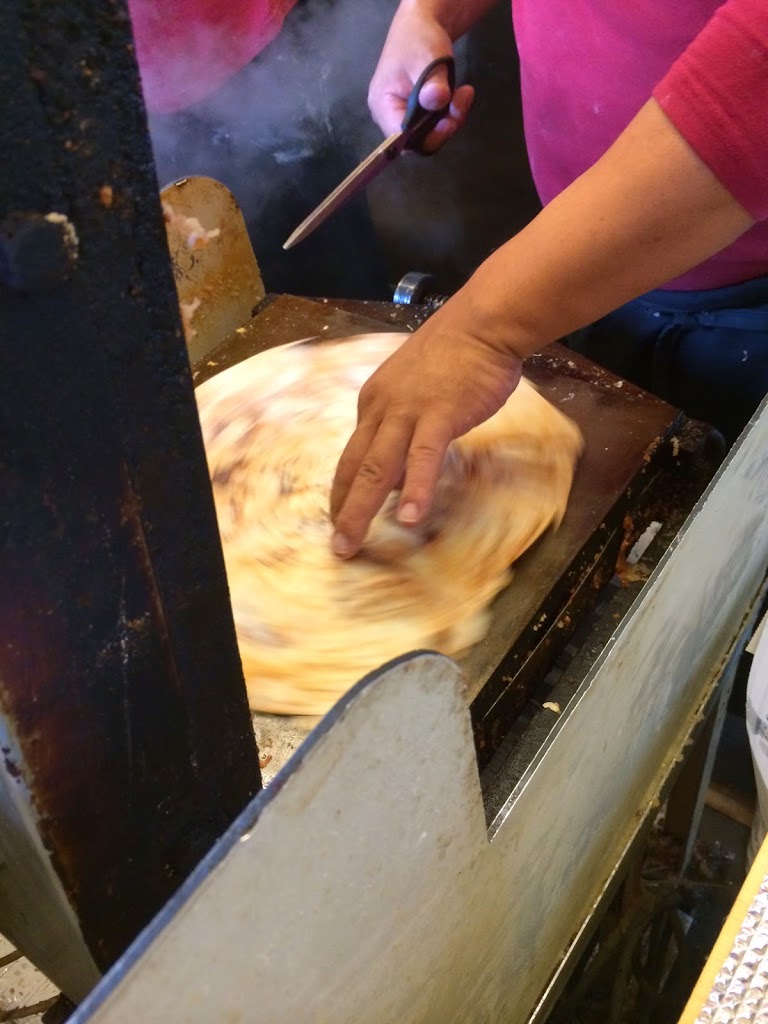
top-left (665, 596), bottom-right (763, 874)
top-left (0, 0), bottom-right (261, 998)
top-left (542, 577), bottom-right (768, 1023)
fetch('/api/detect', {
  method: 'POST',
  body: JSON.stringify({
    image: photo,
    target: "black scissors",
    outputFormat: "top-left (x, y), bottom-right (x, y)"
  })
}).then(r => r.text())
top-left (283, 56), bottom-right (457, 250)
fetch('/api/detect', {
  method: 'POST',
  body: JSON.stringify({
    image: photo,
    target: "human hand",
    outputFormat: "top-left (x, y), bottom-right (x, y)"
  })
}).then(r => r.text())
top-left (330, 309), bottom-right (524, 558)
top-left (368, 6), bottom-right (474, 153)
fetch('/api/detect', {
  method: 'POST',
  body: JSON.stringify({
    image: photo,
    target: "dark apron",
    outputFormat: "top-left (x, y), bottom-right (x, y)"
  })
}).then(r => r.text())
top-left (568, 275), bottom-right (768, 445)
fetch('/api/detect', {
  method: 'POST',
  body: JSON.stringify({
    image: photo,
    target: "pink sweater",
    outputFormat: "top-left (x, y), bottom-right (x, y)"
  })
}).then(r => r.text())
top-left (127, 0), bottom-right (297, 114)
top-left (513, 0), bottom-right (768, 290)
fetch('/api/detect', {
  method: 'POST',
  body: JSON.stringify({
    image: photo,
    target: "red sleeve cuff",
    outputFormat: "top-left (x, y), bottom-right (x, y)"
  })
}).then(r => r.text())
top-left (652, 0), bottom-right (768, 221)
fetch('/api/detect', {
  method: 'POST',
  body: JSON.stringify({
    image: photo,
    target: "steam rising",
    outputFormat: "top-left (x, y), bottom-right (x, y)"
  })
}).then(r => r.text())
top-left (143, 0), bottom-right (397, 228)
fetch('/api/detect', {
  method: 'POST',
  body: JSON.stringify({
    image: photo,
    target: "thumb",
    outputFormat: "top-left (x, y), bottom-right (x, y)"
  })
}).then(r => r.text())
top-left (417, 67), bottom-right (453, 113)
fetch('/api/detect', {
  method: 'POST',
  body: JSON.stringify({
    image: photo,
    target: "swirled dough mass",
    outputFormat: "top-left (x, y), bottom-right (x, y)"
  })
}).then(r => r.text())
top-left (195, 333), bottom-right (583, 715)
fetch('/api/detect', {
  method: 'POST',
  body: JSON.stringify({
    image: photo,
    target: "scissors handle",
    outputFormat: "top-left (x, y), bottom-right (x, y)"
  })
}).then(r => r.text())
top-left (401, 55), bottom-right (457, 151)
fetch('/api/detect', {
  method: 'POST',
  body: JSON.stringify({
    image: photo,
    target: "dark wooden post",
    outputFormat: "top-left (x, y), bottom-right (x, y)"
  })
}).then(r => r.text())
top-left (0, 0), bottom-right (261, 974)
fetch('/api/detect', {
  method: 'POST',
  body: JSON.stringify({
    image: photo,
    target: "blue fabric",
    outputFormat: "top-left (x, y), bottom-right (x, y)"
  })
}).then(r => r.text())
top-left (568, 275), bottom-right (768, 445)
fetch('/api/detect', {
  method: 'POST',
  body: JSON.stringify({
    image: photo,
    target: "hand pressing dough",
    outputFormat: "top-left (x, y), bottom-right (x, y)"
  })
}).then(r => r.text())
top-left (195, 333), bottom-right (583, 716)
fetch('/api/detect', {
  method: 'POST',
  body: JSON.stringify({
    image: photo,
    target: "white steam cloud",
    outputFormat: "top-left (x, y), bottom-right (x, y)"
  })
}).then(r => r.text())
top-left (143, 0), bottom-right (398, 226)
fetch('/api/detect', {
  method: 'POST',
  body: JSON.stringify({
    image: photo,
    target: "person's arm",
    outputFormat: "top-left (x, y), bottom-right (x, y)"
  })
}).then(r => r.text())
top-left (329, 97), bottom-right (754, 558)
top-left (368, 0), bottom-right (497, 150)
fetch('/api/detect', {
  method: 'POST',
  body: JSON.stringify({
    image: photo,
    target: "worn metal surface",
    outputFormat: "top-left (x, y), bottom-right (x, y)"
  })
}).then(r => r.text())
top-left (64, 402), bottom-right (768, 1024)
top-left (161, 176), bottom-right (265, 364)
top-left (478, 431), bottom-right (723, 826)
top-left (0, 0), bottom-right (260, 988)
top-left (190, 293), bottom-right (404, 385)
top-left (68, 653), bottom-right (495, 1024)
top-left (467, 347), bottom-right (682, 763)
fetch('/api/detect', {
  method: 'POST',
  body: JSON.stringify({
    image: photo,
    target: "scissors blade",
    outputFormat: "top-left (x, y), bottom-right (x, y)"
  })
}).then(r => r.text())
top-left (283, 129), bottom-right (411, 251)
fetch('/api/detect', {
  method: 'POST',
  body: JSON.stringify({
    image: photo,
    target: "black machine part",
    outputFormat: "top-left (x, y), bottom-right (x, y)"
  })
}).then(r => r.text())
top-left (0, 0), bottom-right (261, 980)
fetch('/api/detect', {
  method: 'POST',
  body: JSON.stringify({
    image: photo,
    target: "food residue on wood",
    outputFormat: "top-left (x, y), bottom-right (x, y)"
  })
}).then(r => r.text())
top-left (162, 201), bottom-right (221, 250)
top-left (179, 296), bottom-right (201, 341)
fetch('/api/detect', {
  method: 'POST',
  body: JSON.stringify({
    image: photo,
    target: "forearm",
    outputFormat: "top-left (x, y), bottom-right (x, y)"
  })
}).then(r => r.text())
top-left (393, 0), bottom-right (499, 41)
top-left (454, 98), bottom-right (755, 359)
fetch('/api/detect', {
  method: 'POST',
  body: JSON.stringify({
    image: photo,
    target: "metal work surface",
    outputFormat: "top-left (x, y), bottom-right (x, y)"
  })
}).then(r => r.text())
top-left (66, 400), bottom-right (768, 1024)
top-left (467, 343), bottom-right (682, 700)
top-left (465, 346), bottom-right (682, 760)
top-left (191, 293), bottom-right (406, 384)
top-left (480, 440), bottom-right (719, 826)
top-left (194, 293), bottom-right (683, 766)
top-left (0, 0), bottom-right (260, 995)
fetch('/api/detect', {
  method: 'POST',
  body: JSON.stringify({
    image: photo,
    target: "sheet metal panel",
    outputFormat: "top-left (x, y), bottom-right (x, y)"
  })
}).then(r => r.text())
top-left (68, 403), bottom-right (768, 1023)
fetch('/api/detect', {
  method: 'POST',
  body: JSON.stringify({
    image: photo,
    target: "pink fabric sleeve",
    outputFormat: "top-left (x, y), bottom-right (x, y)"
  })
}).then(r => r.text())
top-left (128, 0), bottom-right (298, 114)
top-left (653, 0), bottom-right (768, 221)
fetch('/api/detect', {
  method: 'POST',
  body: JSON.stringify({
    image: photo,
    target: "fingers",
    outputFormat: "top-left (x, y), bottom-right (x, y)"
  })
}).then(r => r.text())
top-left (417, 72), bottom-right (453, 113)
top-left (417, 84), bottom-right (475, 154)
top-left (331, 414), bottom-right (453, 559)
top-left (396, 417), bottom-right (454, 525)
top-left (450, 84), bottom-right (475, 125)
top-left (329, 418), bottom-right (378, 521)
top-left (370, 71), bottom-right (474, 148)
top-left (331, 415), bottom-right (415, 558)
top-left (369, 49), bottom-right (452, 135)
